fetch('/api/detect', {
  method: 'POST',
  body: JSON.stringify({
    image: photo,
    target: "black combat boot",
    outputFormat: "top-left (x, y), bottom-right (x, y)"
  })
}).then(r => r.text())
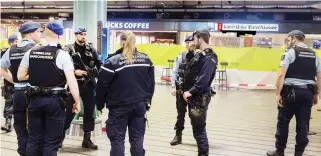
top-left (266, 149), bottom-right (284, 156)
top-left (294, 150), bottom-right (303, 156)
top-left (82, 132), bottom-right (98, 150)
top-left (170, 131), bottom-right (182, 146)
top-left (198, 151), bottom-right (209, 156)
top-left (1, 118), bottom-right (12, 132)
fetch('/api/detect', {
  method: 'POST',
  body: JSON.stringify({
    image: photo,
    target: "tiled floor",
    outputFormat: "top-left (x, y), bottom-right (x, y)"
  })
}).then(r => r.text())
top-left (1, 85), bottom-right (321, 156)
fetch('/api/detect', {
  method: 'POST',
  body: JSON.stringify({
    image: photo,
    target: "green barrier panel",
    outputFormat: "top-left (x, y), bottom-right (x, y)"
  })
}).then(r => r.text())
top-left (73, 98), bottom-right (99, 120)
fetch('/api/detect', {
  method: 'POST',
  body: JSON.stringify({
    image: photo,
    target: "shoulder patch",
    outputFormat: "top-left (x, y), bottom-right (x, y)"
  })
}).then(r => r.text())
top-left (281, 54), bottom-right (285, 61)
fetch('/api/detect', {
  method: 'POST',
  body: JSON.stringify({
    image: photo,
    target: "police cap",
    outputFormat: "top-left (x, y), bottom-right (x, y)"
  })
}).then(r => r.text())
top-left (185, 35), bottom-right (193, 42)
top-left (288, 30), bottom-right (305, 39)
top-left (74, 27), bottom-right (87, 34)
top-left (46, 21), bottom-right (64, 36)
top-left (8, 34), bottom-right (18, 43)
top-left (19, 22), bottom-right (41, 34)
top-left (192, 28), bottom-right (211, 38)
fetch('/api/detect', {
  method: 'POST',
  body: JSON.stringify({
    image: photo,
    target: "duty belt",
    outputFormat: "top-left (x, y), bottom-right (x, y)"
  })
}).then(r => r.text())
top-left (284, 84), bottom-right (313, 90)
top-left (27, 87), bottom-right (67, 97)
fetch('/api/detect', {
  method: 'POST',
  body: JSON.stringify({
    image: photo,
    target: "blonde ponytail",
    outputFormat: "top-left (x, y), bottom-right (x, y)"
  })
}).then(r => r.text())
top-left (122, 31), bottom-right (136, 64)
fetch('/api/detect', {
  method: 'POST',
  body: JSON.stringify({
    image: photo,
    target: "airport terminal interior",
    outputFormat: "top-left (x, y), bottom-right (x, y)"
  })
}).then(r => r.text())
top-left (1, 0), bottom-right (321, 156)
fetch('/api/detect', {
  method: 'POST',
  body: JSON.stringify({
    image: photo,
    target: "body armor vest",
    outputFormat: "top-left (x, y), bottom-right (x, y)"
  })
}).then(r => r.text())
top-left (9, 43), bottom-right (36, 83)
top-left (183, 48), bottom-right (214, 91)
top-left (285, 46), bottom-right (316, 81)
top-left (28, 45), bottom-right (66, 87)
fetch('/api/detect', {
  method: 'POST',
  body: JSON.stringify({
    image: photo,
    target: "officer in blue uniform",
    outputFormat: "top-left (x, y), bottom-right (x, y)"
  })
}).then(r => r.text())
top-left (170, 35), bottom-right (195, 145)
top-left (183, 28), bottom-right (218, 156)
top-left (267, 30), bottom-right (321, 156)
top-left (17, 21), bottom-right (81, 156)
top-left (1, 34), bottom-right (18, 132)
top-left (0, 22), bottom-right (41, 156)
top-left (96, 31), bottom-right (155, 156)
top-left (61, 27), bottom-right (101, 149)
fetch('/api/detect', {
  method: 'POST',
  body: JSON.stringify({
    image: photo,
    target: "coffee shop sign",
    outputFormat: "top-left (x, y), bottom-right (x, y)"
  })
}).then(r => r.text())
top-left (106, 22), bottom-right (150, 30)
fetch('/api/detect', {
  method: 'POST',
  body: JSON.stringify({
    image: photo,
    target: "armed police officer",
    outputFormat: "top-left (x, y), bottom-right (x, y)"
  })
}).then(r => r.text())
top-left (0, 22), bottom-right (41, 156)
top-left (17, 21), bottom-right (81, 156)
top-left (96, 31), bottom-right (155, 156)
top-left (1, 34), bottom-right (18, 132)
top-left (170, 35), bottom-right (195, 145)
top-left (62, 26), bottom-right (101, 149)
top-left (267, 30), bottom-right (321, 156)
top-left (183, 29), bottom-right (218, 156)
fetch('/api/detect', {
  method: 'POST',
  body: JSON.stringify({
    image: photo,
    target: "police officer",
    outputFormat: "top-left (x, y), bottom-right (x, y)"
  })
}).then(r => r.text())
top-left (17, 21), bottom-right (81, 155)
top-left (1, 34), bottom-right (18, 132)
top-left (0, 22), bottom-right (41, 156)
top-left (267, 30), bottom-right (321, 156)
top-left (96, 31), bottom-right (155, 156)
top-left (183, 28), bottom-right (218, 156)
top-left (170, 35), bottom-right (195, 145)
top-left (61, 26), bottom-right (101, 149)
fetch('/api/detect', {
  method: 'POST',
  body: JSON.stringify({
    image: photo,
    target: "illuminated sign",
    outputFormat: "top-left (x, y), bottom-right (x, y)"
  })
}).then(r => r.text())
top-left (106, 22), bottom-right (150, 30)
top-left (218, 23), bottom-right (279, 32)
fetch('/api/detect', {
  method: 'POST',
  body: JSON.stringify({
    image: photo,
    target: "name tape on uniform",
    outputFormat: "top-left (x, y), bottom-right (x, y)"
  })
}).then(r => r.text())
top-left (106, 22), bottom-right (150, 30)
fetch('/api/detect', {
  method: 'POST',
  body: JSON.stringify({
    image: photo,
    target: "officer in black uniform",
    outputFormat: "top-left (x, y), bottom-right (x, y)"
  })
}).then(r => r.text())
top-left (1, 34), bottom-right (18, 132)
top-left (17, 21), bottom-right (81, 156)
top-left (96, 31), bottom-right (155, 156)
top-left (170, 35), bottom-right (195, 145)
top-left (0, 22), bottom-right (41, 156)
top-left (267, 30), bottom-right (321, 156)
top-left (62, 27), bottom-right (101, 149)
top-left (183, 28), bottom-right (218, 156)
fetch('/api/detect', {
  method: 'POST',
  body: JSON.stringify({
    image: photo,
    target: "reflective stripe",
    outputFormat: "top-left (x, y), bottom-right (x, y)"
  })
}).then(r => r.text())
top-left (115, 64), bottom-right (150, 72)
top-left (14, 82), bottom-right (29, 87)
top-left (101, 66), bottom-right (115, 73)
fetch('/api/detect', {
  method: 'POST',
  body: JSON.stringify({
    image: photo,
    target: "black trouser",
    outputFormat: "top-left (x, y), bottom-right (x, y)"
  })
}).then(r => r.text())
top-left (64, 85), bottom-right (96, 132)
top-left (275, 87), bottom-right (313, 152)
top-left (13, 90), bottom-right (28, 156)
top-left (3, 90), bottom-right (13, 119)
top-left (174, 91), bottom-right (188, 132)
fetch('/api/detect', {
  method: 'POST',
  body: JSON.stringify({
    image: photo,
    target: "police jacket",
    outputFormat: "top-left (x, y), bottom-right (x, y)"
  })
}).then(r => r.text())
top-left (1, 48), bottom-right (13, 87)
top-left (28, 45), bottom-right (66, 87)
top-left (9, 43), bottom-right (36, 83)
top-left (285, 45), bottom-right (316, 81)
top-left (95, 49), bottom-right (155, 109)
top-left (184, 48), bottom-right (218, 95)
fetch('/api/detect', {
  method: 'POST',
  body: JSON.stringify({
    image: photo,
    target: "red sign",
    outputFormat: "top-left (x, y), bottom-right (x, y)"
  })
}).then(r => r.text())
top-left (218, 22), bottom-right (223, 31)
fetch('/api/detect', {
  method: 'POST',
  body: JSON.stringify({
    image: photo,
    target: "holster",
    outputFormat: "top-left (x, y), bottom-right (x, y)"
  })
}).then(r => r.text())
top-left (283, 84), bottom-right (296, 107)
top-left (188, 93), bottom-right (209, 127)
top-left (26, 87), bottom-right (70, 108)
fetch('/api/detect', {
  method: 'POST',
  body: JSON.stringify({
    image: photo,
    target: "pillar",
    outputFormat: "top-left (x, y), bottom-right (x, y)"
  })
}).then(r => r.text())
top-left (74, 0), bottom-right (106, 48)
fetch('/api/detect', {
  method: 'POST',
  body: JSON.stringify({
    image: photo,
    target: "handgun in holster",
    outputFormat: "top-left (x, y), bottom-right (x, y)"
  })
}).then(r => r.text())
top-left (188, 93), bottom-right (209, 127)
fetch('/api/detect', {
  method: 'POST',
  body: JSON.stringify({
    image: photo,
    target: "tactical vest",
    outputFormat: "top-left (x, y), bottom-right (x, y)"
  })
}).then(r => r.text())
top-left (183, 48), bottom-right (214, 91)
top-left (9, 43), bottom-right (36, 83)
top-left (176, 52), bottom-right (187, 89)
top-left (28, 45), bottom-right (66, 88)
top-left (285, 46), bottom-right (316, 81)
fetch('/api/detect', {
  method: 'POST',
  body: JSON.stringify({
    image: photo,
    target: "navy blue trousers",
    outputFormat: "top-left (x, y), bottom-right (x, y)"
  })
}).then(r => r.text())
top-left (188, 93), bottom-right (211, 154)
top-left (13, 90), bottom-right (28, 156)
top-left (275, 88), bottom-right (313, 152)
top-left (174, 92), bottom-right (188, 132)
top-left (26, 97), bottom-right (65, 156)
top-left (106, 102), bottom-right (147, 156)
top-left (64, 85), bottom-right (96, 132)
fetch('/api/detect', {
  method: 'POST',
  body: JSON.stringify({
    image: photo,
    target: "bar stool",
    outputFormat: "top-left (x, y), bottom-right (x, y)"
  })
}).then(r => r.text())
top-left (161, 59), bottom-right (174, 85)
top-left (216, 62), bottom-right (228, 89)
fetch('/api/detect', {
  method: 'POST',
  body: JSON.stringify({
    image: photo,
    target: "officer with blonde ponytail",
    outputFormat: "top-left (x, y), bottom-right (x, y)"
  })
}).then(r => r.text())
top-left (96, 31), bottom-right (155, 156)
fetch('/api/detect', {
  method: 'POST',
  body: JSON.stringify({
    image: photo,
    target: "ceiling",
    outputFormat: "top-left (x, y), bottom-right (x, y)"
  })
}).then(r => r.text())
top-left (1, 0), bottom-right (321, 11)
